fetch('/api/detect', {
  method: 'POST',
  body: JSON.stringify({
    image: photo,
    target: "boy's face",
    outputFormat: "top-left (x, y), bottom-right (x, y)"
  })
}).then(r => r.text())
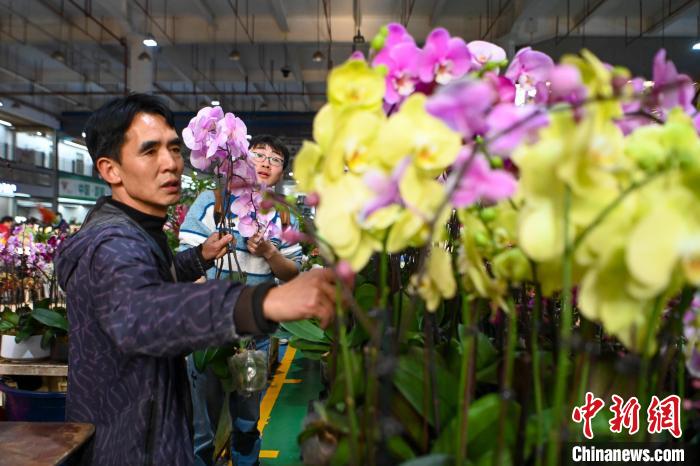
top-left (97, 112), bottom-right (184, 216)
top-left (250, 143), bottom-right (284, 186)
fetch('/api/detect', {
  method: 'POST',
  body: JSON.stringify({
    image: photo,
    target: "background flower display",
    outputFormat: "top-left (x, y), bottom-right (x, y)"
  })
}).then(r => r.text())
top-left (263, 22), bottom-right (700, 466)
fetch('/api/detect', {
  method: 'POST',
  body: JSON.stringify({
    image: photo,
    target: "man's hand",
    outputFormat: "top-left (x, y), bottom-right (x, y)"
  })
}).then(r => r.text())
top-left (201, 232), bottom-right (235, 261)
top-left (246, 231), bottom-right (276, 260)
top-left (263, 268), bottom-right (337, 328)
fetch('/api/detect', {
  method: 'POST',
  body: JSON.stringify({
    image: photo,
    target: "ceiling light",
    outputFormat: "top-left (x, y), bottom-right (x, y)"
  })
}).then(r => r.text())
top-left (81, 131), bottom-right (86, 138)
top-left (353, 30), bottom-right (365, 45)
top-left (138, 51), bottom-right (152, 62)
top-left (693, 42), bottom-right (700, 51)
top-left (229, 49), bottom-right (241, 61)
top-left (0, 120), bottom-right (13, 127)
top-left (312, 50), bottom-right (324, 63)
top-left (36, 131), bottom-right (43, 136)
top-left (211, 100), bottom-right (220, 106)
top-left (0, 101), bottom-right (3, 107)
top-left (51, 50), bottom-right (66, 62)
top-left (143, 34), bottom-right (158, 47)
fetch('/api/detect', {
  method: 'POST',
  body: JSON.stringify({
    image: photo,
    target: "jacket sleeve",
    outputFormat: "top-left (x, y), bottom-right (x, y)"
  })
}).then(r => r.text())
top-left (172, 246), bottom-right (211, 282)
top-left (175, 191), bottom-right (216, 281)
top-left (89, 228), bottom-right (241, 357)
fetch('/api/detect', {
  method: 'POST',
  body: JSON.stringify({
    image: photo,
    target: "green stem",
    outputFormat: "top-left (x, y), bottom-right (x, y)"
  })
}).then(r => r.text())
top-left (495, 297), bottom-right (518, 466)
top-left (638, 297), bottom-right (664, 417)
top-left (531, 282), bottom-right (544, 466)
top-left (456, 296), bottom-right (475, 466)
top-left (547, 187), bottom-right (573, 466)
top-left (337, 284), bottom-right (360, 465)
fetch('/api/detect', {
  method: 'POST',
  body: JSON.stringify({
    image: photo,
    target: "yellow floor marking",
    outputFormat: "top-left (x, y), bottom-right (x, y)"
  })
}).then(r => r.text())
top-left (283, 378), bottom-right (303, 384)
top-left (259, 450), bottom-right (280, 459)
top-left (258, 346), bottom-right (297, 435)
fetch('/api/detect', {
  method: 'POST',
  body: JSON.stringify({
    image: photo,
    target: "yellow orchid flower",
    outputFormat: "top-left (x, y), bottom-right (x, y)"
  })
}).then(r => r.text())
top-left (293, 141), bottom-right (324, 193)
top-left (327, 59), bottom-right (386, 113)
top-left (410, 246), bottom-right (457, 312)
top-left (324, 110), bottom-right (386, 180)
top-left (372, 94), bottom-right (462, 175)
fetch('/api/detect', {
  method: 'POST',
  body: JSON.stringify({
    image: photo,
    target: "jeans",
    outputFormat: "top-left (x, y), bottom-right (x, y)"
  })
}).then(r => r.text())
top-left (187, 337), bottom-right (270, 466)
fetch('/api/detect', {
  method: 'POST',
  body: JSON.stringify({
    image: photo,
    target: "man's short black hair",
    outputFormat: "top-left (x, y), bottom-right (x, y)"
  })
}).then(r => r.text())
top-left (84, 93), bottom-right (175, 165)
top-left (1, 216), bottom-right (12, 223)
top-left (249, 134), bottom-right (290, 169)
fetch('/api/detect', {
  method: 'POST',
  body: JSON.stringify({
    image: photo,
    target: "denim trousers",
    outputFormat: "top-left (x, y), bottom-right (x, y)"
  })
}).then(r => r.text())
top-left (186, 337), bottom-right (270, 466)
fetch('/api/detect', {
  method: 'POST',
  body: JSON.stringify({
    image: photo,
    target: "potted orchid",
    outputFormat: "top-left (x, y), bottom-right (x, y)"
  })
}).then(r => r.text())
top-left (248, 23), bottom-right (700, 466)
top-left (0, 225), bottom-right (68, 361)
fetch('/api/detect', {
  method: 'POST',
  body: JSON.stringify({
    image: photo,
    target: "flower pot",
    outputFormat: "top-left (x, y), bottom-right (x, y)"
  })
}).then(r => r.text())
top-left (0, 379), bottom-right (66, 421)
top-left (50, 335), bottom-right (69, 362)
top-left (0, 335), bottom-right (51, 361)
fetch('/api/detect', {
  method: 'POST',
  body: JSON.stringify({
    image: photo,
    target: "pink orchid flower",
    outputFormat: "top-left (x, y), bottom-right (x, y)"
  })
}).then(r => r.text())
top-left (505, 47), bottom-right (554, 90)
top-left (651, 49), bottom-right (696, 117)
top-left (451, 150), bottom-right (517, 208)
top-left (425, 79), bottom-right (497, 139)
top-left (467, 41), bottom-right (506, 70)
top-left (418, 28), bottom-right (473, 85)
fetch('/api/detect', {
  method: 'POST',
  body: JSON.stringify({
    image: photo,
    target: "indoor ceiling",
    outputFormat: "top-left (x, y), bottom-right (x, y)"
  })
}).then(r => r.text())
top-left (0, 0), bottom-right (698, 116)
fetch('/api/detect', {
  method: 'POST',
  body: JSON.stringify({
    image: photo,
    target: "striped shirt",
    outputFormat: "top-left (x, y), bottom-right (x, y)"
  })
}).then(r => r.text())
top-left (178, 190), bottom-right (303, 285)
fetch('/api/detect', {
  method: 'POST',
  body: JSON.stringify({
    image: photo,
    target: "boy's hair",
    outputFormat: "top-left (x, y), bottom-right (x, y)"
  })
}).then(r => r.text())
top-left (84, 93), bottom-right (176, 165)
top-left (249, 134), bottom-right (290, 169)
top-left (1, 216), bottom-right (12, 223)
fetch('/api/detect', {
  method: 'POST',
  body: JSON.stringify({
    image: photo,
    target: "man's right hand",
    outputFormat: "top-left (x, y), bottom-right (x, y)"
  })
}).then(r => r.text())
top-left (262, 268), bottom-right (337, 328)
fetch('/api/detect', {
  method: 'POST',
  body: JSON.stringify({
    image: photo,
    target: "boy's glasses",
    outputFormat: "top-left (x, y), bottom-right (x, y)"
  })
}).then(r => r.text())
top-left (250, 151), bottom-right (284, 167)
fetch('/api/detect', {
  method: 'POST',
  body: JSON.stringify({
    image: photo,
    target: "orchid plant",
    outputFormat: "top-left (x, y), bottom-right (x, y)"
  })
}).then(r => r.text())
top-left (0, 225), bottom-right (68, 347)
top-left (261, 22), bottom-right (700, 466)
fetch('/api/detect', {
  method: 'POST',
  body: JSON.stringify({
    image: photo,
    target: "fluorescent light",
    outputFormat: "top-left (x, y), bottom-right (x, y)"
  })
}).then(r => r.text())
top-left (0, 119), bottom-right (13, 127)
top-left (64, 140), bottom-right (88, 151)
top-left (693, 42), bottom-right (700, 51)
top-left (211, 100), bottom-right (220, 106)
top-left (143, 34), bottom-right (158, 47)
top-left (13, 193), bottom-right (30, 198)
top-left (58, 197), bottom-right (97, 205)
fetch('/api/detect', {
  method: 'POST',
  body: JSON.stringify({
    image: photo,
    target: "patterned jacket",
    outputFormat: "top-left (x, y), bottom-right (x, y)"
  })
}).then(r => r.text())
top-left (56, 197), bottom-right (245, 465)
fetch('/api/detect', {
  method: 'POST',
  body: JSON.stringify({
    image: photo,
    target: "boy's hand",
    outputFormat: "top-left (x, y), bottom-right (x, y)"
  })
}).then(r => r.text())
top-left (246, 231), bottom-right (276, 260)
top-left (201, 232), bottom-right (235, 261)
top-left (262, 268), bottom-right (337, 328)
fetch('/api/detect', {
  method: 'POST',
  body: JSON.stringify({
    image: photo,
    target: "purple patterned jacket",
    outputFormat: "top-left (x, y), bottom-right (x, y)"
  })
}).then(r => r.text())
top-left (56, 198), bottom-right (243, 465)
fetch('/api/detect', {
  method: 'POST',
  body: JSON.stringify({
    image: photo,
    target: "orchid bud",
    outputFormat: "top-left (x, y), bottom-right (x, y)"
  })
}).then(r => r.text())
top-left (305, 192), bottom-right (321, 207)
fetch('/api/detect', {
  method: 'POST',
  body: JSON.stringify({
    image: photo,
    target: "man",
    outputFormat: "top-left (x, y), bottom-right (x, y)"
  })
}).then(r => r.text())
top-left (55, 94), bottom-right (337, 465)
top-left (179, 135), bottom-right (299, 466)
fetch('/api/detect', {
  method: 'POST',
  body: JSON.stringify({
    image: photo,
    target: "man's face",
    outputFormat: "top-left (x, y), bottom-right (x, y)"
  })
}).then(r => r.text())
top-left (250, 143), bottom-right (284, 186)
top-left (104, 113), bottom-right (183, 216)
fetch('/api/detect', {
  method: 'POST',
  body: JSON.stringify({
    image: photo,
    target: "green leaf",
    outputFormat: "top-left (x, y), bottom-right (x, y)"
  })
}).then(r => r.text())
top-left (281, 320), bottom-right (329, 343)
top-left (354, 282), bottom-right (378, 310)
top-left (41, 329), bottom-right (55, 349)
top-left (0, 321), bottom-right (16, 333)
top-left (15, 325), bottom-right (34, 343)
top-left (289, 336), bottom-right (331, 353)
top-left (393, 348), bottom-right (459, 427)
top-left (400, 454), bottom-right (452, 466)
top-left (31, 308), bottom-right (68, 332)
top-left (386, 435), bottom-right (416, 462)
top-left (193, 347), bottom-right (223, 372)
top-left (1, 310), bottom-right (19, 326)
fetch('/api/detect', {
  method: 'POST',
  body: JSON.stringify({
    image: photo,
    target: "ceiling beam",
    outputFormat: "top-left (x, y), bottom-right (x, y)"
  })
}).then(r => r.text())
top-left (268, 0), bottom-right (290, 33)
top-left (555, 0), bottom-right (608, 44)
top-left (193, 0), bottom-right (216, 26)
top-left (631, 0), bottom-right (697, 40)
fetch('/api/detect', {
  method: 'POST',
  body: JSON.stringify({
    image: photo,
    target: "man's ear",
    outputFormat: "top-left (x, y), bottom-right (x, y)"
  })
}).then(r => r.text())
top-left (95, 157), bottom-right (122, 186)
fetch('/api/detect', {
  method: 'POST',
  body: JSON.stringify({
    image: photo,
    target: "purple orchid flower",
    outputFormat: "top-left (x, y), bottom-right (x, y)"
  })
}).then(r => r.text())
top-left (418, 28), bottom-right (473, 85)
top-left (505, 47), bottom-right (554, 90)
top-left (451, 150), bottom-right (517, 207)
top-left (485, 103), bottom-right (549, 157)
top-left (373, 41), bottom-right (422, 105)
top-left (183, 106), bottom-right (225, 170)
top-left (382, 23), bottom-right (414, 49)
top-left (467, 40), bottom-right (506, 71)
top-left (484, 71), bottom-right (516, 103)
top-left (694, 113), bottom-right (700, 135)
top-left (216, 113), bottom-right (249, 158)
top-left (360, 157), bottom-right (412, 220)
top-left (651, 49), bottom-right (696, 117)
top-left (425, 79), bottom-right (497, 139)
top-left (547, 64), bottom-right (587, 105)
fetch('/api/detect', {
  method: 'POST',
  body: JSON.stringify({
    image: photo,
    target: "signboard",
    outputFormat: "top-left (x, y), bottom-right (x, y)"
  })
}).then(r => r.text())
top-left (0, 182), bottom-right (17, 197)
top-left (58, 172), bottom-right (110, 201)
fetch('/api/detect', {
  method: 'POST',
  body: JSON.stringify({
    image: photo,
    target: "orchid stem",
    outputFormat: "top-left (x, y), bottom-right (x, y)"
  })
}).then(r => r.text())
top-left (547, 187), bottom-right (573, 466)
top-left (456, 295), bottom-right (474, 466)
top-left (531, 281), bottom-right (544, 466)
top-left (495, 296), bottom-right (517, 466)
top-left (337, 283), bottom-right (360, 465)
